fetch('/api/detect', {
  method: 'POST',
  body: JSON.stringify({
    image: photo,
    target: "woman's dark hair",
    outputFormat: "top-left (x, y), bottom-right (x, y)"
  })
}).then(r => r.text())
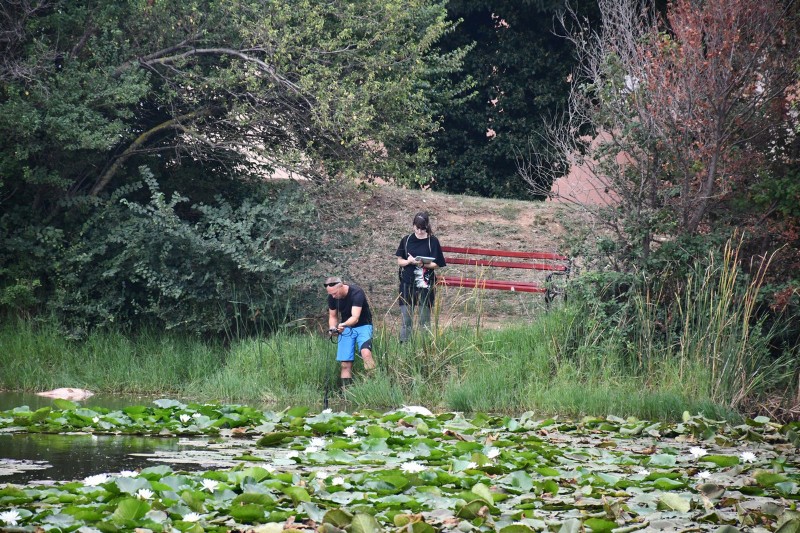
top-left (413, 211), bottom-right (433, 235)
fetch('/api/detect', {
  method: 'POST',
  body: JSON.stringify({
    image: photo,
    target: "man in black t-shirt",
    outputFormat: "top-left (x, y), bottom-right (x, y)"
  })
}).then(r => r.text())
top-left (325, 276), bottom-right (375, 387)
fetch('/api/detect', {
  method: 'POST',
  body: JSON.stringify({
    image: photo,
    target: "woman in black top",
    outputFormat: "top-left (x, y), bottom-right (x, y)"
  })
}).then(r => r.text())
top-left (395, 212), bottom-right (447, 341)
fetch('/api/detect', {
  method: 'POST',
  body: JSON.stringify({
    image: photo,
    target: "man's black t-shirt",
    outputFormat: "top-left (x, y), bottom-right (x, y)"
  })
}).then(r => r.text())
top-left (328, 284), bottom-right (372, 327)
top-left (395, 234), bottom-right (447, 288)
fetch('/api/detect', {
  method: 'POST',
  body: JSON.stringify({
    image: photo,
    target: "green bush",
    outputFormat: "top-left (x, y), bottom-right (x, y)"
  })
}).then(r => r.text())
top-left (0, 168), bottom-right (325, 337)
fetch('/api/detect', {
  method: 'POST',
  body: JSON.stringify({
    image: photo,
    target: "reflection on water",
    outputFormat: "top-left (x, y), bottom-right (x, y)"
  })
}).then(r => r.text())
top-left (0, 392), bottom-right (218, 485)
top-left (0, 433), bottom-right (191, 484)
top-left (0, 391), bottom-right (171, 412)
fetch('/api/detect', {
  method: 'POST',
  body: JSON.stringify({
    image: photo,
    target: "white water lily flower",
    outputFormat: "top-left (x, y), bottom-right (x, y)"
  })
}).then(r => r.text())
top-left (689, 446), bottom-right (708, 459)
top-left (637, 468), bottom-right (650, 477)
top-left (179, 414), bottom-right (191, 424)
top-left (740, 451), bottom-right (757, 463)
top-left (0, 510), bottom-right (20, 526)
top-left (331, 476), bottom-right (345, 486)
top-left (310, 437), bottom-right (327, 448)
top-left (192, 412), bottom-right (202, 419)
top-left (200, 479), bottom-right (219, 492)
top-left (486, 448), bottom-right (501, 459)
top-left (306, 445), bottom-right (320, 453)
top-left (286, 450), bottom-right (300, 459)
top-left (697, 470), bottom-right (712, 480)
top-left (84, 473), bottom-right (110, 486)
top-left (183, 512), bottom-right (201, 523)
top-left (321, 408), bottom-right (332, 414)
top-left (118, 470), bottom-right (138, 477)
top-left (136, 488), bottom-right (154, 500)
top-left (264, 464), bottom-right (276, 473)
top-left (92, 417), bottom-right (100, 423)
top-left (465, 461), bottom-right (478, 470)
top-left (343, 426), bottom-right (357, 437)
top-left (400, 461), bottom-right (426, 474)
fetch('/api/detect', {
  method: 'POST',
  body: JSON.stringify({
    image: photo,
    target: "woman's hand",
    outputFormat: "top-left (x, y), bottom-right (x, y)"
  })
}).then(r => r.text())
top-left (407, 254), bottom-right (420, 266)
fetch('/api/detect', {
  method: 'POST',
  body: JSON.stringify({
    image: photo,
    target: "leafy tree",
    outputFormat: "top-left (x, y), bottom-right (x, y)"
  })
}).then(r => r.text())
top-left (532, 0), bottom-right (798, 269)
top-left (0, 0), bottom-right (464, 332)
top-left (429, 0), bottom-right (598, 199)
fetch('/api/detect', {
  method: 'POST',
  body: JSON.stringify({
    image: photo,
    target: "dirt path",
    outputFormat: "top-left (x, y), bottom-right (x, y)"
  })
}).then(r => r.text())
top-left (329, 185), bottom-right (573, 331)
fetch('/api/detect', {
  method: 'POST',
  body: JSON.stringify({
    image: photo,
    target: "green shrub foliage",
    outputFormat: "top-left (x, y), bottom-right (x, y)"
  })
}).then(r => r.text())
top-left (1, 168), bottom-right (322, 336)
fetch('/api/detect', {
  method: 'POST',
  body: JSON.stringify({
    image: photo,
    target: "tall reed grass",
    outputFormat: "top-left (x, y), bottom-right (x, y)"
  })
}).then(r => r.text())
top-left (1, 240), bottom-right (795, 421)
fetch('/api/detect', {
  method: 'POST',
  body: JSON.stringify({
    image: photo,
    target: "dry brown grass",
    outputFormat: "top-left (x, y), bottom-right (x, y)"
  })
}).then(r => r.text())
top-left (316, 183), bottom-right (575, 333)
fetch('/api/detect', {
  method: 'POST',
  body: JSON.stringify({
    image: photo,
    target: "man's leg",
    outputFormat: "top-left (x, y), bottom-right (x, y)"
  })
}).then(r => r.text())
top-left (356, 327), bottom-right (376, 371)
top-left (361, 347), bottom-right (375, 370)
top-left (336, 330), bottom-right (356, 388)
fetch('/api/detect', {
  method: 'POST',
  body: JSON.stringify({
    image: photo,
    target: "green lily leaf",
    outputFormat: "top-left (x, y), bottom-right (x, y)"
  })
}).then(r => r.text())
top-left (323, 508), bottom-right (354, 528)
top-left (283, 485), bottom-right (311, 504)
top-left (319, 524), bottom-right (347, 533)
top-left (775, 482), bottom-right (798, 496)
top-left (583, 517), bottom-right (618, 532)
top-left (698, 483), bottom-right (725, 499)
top-left (500, 525), bottom-right (536, 533)
top-left (366, 425), bottom-right (391, 438)
top-left (507, 470), bottom-right (534, 492)
top-left (30, 407), bottom-right (51, 422)
top-left (657, 493), bottom-right (691, 513)
top-left (776, 518), bottom-right (800, 533)
top-left (700, 455), bottom-right (739, 467)
top-left (471, 483), bottom-right (493, 504)
top-left (232, 493), bottom-right (273, 506)
top-left (755, 471), bottom-right (789, 487)
top-left (115, 476), bottom-right (152, 495)
top-left (648, 454), bottom-right (677, 467)
top-left (535, 466), bottom-right (560, 477)
top-left (256, 431), bottom-right (298, 447)
top-left (457, 499), bottom-right (489, 519)
top-left (286, 406), bottom-right (309, 418)
top-left (111, 497), bottom-right (151, 523)
top-left (230, 503), bottom-right (265, 522)
top-left (558, 518), bottom-right (581, 533)
top-left (62, 505), bottom-right (104, 521)
top-left (653, 477), bottom-right (686, 490)
top-left (154, 399), bottom-right (184, 409)
top-left (52, 399), bottom-right (78, 410)
top-left (351, 512), bottom-right (382, 533)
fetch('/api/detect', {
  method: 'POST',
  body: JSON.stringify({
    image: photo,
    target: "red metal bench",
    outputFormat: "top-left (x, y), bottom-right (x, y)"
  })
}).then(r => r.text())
top-left (437, 246), bottom-right (571, 303)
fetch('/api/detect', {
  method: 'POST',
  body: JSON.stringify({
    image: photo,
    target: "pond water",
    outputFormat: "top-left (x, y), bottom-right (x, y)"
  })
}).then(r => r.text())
top-left (0, 391), bottom-right (169, 412)
top-left (0, 392), bottom-right (245, 485)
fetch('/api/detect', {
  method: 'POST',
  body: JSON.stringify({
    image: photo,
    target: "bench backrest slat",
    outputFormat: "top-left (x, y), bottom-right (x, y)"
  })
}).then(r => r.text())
top-left (441, 245), bottom-right (567, 261)
top-left (446, 257), bottom-right (568, 271)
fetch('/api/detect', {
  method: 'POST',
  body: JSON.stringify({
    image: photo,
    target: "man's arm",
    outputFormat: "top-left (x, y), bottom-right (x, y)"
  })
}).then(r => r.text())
top-left (338, 306), bottom-right (362, 331)
top-left (329, 309), bottom-right (339, 331)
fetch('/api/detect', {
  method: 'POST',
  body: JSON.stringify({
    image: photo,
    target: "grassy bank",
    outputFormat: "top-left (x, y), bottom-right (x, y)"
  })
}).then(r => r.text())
top-left (0, 310), bottom-right (739, 421)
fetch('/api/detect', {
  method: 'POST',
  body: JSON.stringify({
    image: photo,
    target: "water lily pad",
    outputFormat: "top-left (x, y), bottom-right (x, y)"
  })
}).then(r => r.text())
top-left (351, 512), bottom-right (382, 533)
top-left (230, 503), bottom-right (266, 522)
top-left (648, 454), bottom-right (677, 467)
top-left (111, 497), bottom-right (151, 523)
top-left (698, 483), bottom-right (725, 499)
top-left (323, 508), bottom-right (353, 527)
top-left (700, 455), bottom-right (739, 467)
top-left (583, 517), bottom-right (617, 532)
top-left (755, 471), bottom-right (790, 487)
top-left (657, 492), bottom-right (691, 513)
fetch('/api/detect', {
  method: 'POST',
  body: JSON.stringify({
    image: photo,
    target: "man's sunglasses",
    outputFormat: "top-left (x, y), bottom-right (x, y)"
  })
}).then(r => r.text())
top-left (323, 282), bottom-right (341, 287)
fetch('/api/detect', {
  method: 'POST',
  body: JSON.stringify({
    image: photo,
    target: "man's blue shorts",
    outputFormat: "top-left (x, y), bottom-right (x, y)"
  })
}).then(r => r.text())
top-left (336, 325), bottom-right (373, 362)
